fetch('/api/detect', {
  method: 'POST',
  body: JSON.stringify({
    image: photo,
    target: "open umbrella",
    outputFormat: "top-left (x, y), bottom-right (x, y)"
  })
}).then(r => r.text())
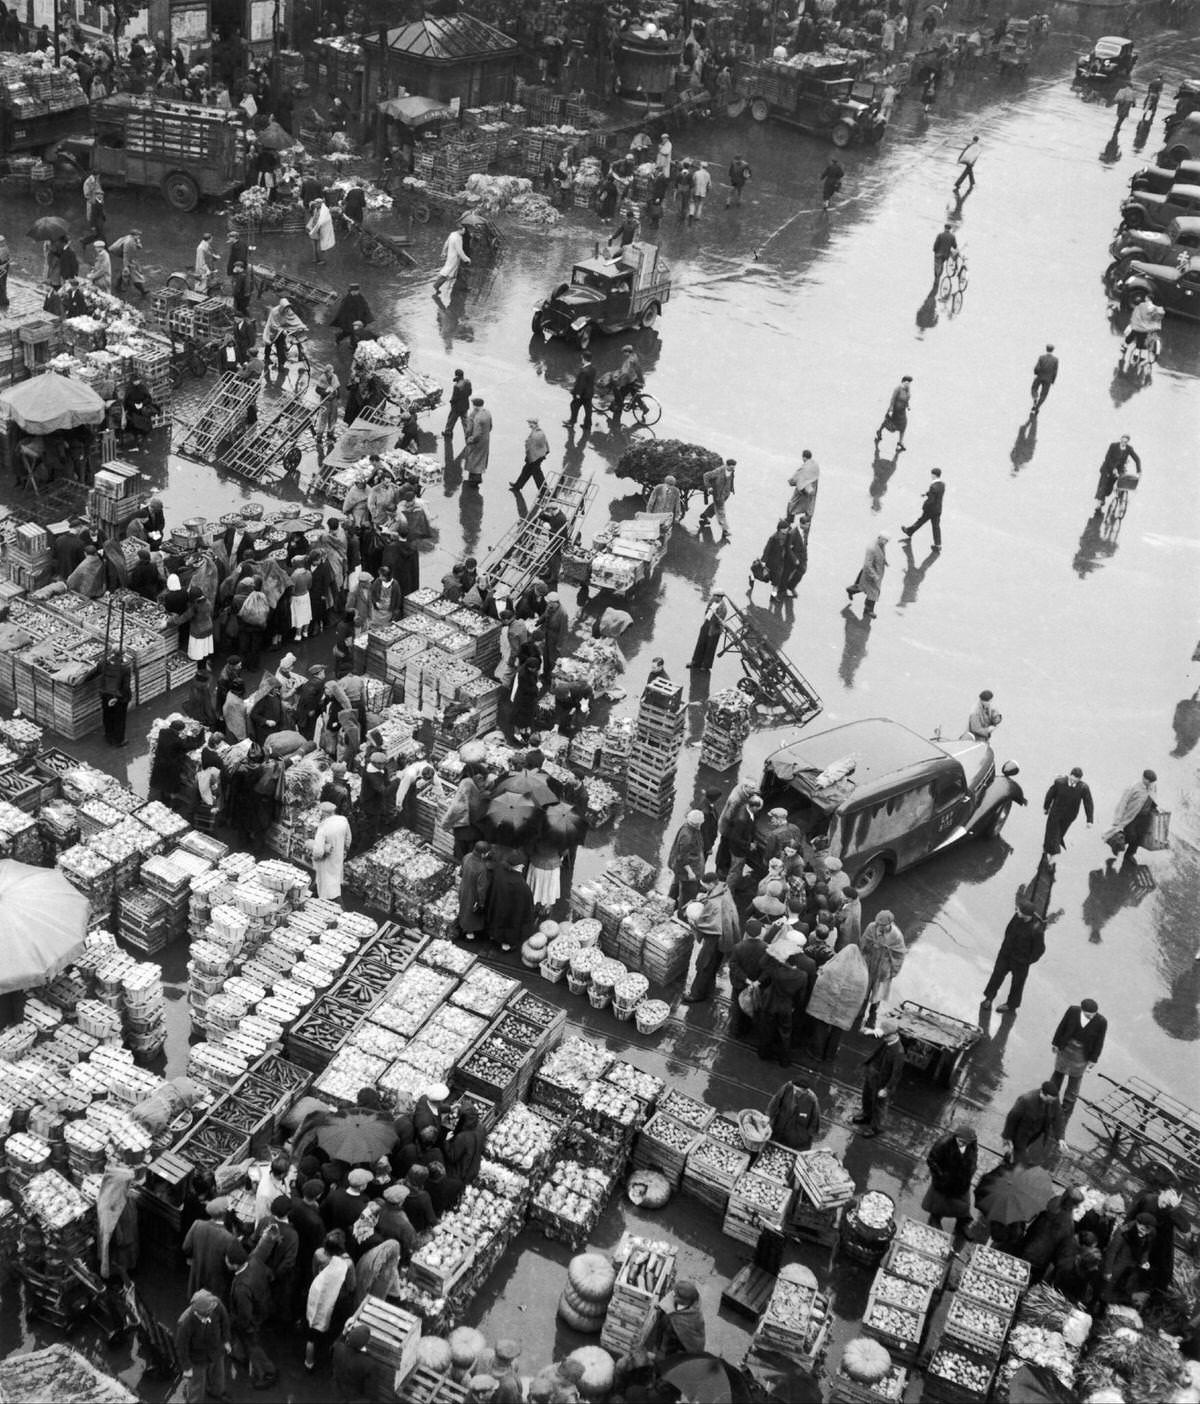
top-left (493, 769), bottom-right (557, 808)
top-left (314, 1110), bottom-right (399, 1166)
top-left (378, 94), bottom-right (453, 128)
top-left (27, 215), bottom-right (69, 241)
top-left (0, 373), bottom-right (106, 434)
top-left (484, 791), bottom-right (540, 843)
top-left (0, 859), bottom-right (89, 993)
top-left (660, 1354), bottom-right (773, 1404)
top-left (978, 1164), bottom-right (1055, 1225)
top-left (542, 801), bottom-right (584, 850)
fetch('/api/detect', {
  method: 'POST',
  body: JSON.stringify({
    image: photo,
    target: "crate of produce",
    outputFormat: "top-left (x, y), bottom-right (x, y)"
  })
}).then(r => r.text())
top-left (409, 1221), bottom-right (476, 1296)
top-left (788, 1197), bottom-right (842, 1246)
top-left (955, 1264), bottom-right (1022, 1316)
top-left (881, 1239), bottom-right (950, 1293)
top-left (961, 1241), bottom-right (1031, 1289)
top-left (754, 1141), bottom-right (800, 1186)
top-left (943, 1292), bottom-right (1011, 1355)
top-left (601, 1235), bottom-right (675, 1355)
top-left (922, 1342), bottom-right (994, 1402)
top-left (603, 1059), bottom-right (664, 1108)
top-left (794, 1148), bottom-right (856, 1207)
top-left (870, 1272), bottom-right (934, 1320)
top-left (723, 1171), bottom-right (794, 1246)
top-left (485, 1102), bottom-right (564, 1174)
top-left (656, 1087), bottom-right (713, 1134)
top-left (397, 1365), bottom-right (471, 1404)
top-left (753, 1275), bottom-right (832, 1370)
top-left (529, 1160), bottom-right (611, 1250)
top-left (681, 1136), bottom-right (751, 1212)
top-left (829, 1362), bottom-right (908, 1403)
top-left (862, 1278), bottom-right (927, 1363)
top-left (631, 1113), bottom-right (701, 1189)
top-left (894, 1216), bottom-right (955, 1261)
top-left (576, 1079), bottom-right (645, 1139)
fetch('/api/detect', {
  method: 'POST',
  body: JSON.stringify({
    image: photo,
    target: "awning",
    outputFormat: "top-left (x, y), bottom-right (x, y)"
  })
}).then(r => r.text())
top-left (378, 94), bottom-right (454, 127)
top-left (0, 372), bottom-right (107, 434)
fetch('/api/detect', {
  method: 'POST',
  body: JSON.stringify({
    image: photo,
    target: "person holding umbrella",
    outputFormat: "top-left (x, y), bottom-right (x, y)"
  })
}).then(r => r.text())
top-left (975, 1161), bottom-right (1056, 1253)
top-left (484, 850), bottom-right (535, 954)
top-left (1002, 1082), bottom-right (1067, 1166)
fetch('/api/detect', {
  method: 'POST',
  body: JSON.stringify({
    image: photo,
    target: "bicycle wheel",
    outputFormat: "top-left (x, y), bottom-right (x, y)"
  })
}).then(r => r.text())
top-left (1113, 489), bottom-right (1129, 520)
top-left (957, 263), bottom-right (969, 291)
top-left (948, 290), bottom-right (964, 315)
top-left (938, 273), bottom-right (953, 298)
top-left (634, 393), bottom-right (662, 427)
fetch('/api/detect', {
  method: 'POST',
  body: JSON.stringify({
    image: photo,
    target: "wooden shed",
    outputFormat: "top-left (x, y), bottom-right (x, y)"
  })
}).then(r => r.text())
top-left (363, 13), bottom-right (519, 109)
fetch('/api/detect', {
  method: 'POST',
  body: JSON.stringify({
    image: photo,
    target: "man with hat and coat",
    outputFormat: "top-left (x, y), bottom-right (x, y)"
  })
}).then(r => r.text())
top-left (683, 870), bottom-right (739, 1004)
top-left (1043, 767), bottom-right (1094, 858)
top-left (1003, 1082), bottom-right (1066, 1166)
top-left (981, 897), bottom-right (1046, 1013)
top-left (182, 1198), bottom-right (237, 1297)
top-left (175, 1289), bottom-right (232, 1403)
top-left (330, 282), bottom-right (373, 347)
top-left (648, 1280), bottom-right (706, 1358)
top-left (923, 1126), bottom-right (978, 1236)
top-left (1049, 998), bottom-right (1107, 1125)
top-left (854, 1017), bottom-right (906, 1137)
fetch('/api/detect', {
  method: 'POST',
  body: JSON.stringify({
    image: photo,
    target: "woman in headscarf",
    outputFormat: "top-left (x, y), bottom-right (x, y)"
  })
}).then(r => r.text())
top-left (455, 840), bottom-right (491, 941)
top-left (274, 652), bottom-right (302, 715)
top-left (186, 583), bottom-right (214, 664)
top-left (162, 572), bottom-right (191, 651)
top-left (304, 1230), bottom-right (356, 1370)
top-left (352, 1233), bottom-right (401, 1308)
top-left (1102, 769), bottom-right (1159, 862)
top-left (66, 544), bottom-right (107, 599)
top-left (860, 909), bottom-right (906, 1028)
top-left (367, 566), bottom-right (401, 626)
top-left (510, 646), bottom-right (543, 744)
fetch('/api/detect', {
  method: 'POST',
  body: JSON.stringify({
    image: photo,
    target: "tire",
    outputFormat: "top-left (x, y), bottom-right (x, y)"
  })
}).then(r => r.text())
top-left (980, 799), bottom-right (1012, 840)
top-left (831, 120), bottom-right (854, 148)
top-left (639, 301), bottom-right (660, 330)
top-left (749, 97), bottom-right (769, 123)
top-left (851, 855), bottom-right (889, 898)
top-left (531, 311), bottom-right (546, 336)
top-left (283, 446), bottom-right (302, 473)
top-left (1120, 206), bottom-right (1146, 229)
top-left (938, 273), bottom-right (953, 298)
top-left (1162, 144), bottom-right (1192, 168)
top-left (34, 184), bottom-right (53, 208)
top-left (163, 172), bottom-right (200, 212)
top-left (634, 392), bottom-right (662, 427)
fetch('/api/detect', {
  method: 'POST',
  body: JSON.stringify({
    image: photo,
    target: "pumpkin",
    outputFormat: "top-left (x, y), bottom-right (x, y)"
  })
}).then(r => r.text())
top-left (842, 1337), bottom-right (892, 1385)
top-left (563, 1279), bottom-right (610, 1319)
top-left (558, 1292), bottom-right (603, 1334)
top-left (539, 919), bottom-right (560, 937)
top-left (626, 1169), bottom-right (671, 1210)
top-left (448, 1325), bottom-right (486, 1370)
top-left (569, 1345), bottom-right (616, 1400)
top-left (521, 936), bottom-right (547, 968)
top-left (415, 1336), bottom-right (453, 1373)
top-left (567, 1252), bottom-right (616, 1303)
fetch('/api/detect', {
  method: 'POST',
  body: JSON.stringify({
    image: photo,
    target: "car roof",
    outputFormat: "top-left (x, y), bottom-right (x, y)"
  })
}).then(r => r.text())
top-left (766, 718), bottom-right (953, 810)
top-left (1132, 255), bottom-right (1200, 279)
top-left (1169, 216), bottom-right (1200, 234)
top-left (1171, 184), bottom-right (1200, 200)
top-left (1095, 35), bottom-right (1131, 54)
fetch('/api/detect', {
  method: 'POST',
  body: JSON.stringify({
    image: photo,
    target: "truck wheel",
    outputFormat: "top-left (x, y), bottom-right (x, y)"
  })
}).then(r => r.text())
top-left (163, 172), bottom-right (200, 212)
top-left (980, 800), bottom-right (1012, 840)
top-left (831, 121), bottom-right (854, 148)
top-left (639, 302), bottom-right (660, 330)
top-left (34, 184), bottom-right (53, 208)
top-left (851, 855), bottom-right (889, 898)
top-left (531, 311), bottom-right (546, 336)
top-left (749, 97), bottom-right (769, 123)
top-left (577, 325), bottom-right (592, 349)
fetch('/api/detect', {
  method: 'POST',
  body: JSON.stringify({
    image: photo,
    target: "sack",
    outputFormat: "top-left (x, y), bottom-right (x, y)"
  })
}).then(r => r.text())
top-left (239, 594), bottom-right (269, 628)
top-left (1144, 810), bottom-right (1171, 851)
top-left (738, 983), bottom-right (761, 1018)
top-left (750, 558), bottom-right (771, 583)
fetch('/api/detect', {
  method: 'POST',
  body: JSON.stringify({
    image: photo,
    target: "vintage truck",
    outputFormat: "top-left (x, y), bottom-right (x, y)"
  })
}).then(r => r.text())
top-left (65, 95), bottom-right (246, 211)
top-left (532, 241), bottom-right (671, 346)
top-left (737, 55), bottom-right (886, 147)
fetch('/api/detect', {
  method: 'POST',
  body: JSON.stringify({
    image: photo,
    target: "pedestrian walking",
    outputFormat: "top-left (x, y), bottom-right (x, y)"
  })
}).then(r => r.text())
top-left (726, 155), bottom-right (751, 207)
top-left (88, 240), bottom-right (112, 293)
top-left (846, 534), bottom-right (889, 618)
top-left (932, 223), bottom-right (958, 282)
top-left (667, 809), bottom-right (706, 910)
top-left (923, 1127), bottom-right (977, 1236)
top-left (1102, 768), bottom-right (1158, 860)
top-left (820, 157), bottom-right (844, 209)
top-left (1002, 1082), bottom-right (1067, 1166)
top-left (83, 170), bottom-right (105, 236)
top-left (175, 1289), bottom-right (232, 1403)
top-left (981, 897), bottom-right (1046, 1012)
top-left (756, 952), bottom-right (809, 1066)
top-left (645, 475), bottom-right (682, 519)
top-left (874, 376), bottom-right (912, 452)
top-left (1048, 998), bottom-right (1107, 1123)
top-left (1043, 768), bottom-right (1094, 857)
top-left (1093, 435), bottom-right (1141, 512)
top-left (954, 135), bottom-right (980, 197)
top-left (879, 82), bottom-right (898, 123)
top-left (901, 467), bottom-right (945, 549)
top-left (1114, 83), bottom-right (1135, 129)
top-left (432, 222), bottom-right (470, 296)
top-left (922, 71), bottom-right (938, 114)
top-left (758, 519), bottom-right (798, 602)
top-left (564, 352), bottom-right (595, 433)
top-left (698, 457), bottom-right (734, 537)
top-left (767, 1078), bottom-right (821, 1150)
top-left (967, 689), bottom-right (1002, 741)
top-left (683, 871), bottom-right (739, 1003)
top-left (688, 162), bottom-right (712, 221)
top-left (109, 229), bottom-right (146, 298)
top-left (786, 450), bottom-right (819, 521)
top-left (510, 418), bottom-right (549, 494)
top-left (860, 909), bottom-right (905, 1026)
top-left (1144, 74), bottom-right (1163, 115)
top-left (1030, 344), bottom-right (1059, 411)
top-left (305, 197), bottom-right (335, 265)
top-left (463, 398), bottom-right (491, 487)
top-left (310, 801), bottom-right (352, 900)
top-left (443, 368), bottom-right (472, 441)
top-left (853, 1017), bottom-right (905, 1137)
top-left (688, 592), bottom-right (728, 671)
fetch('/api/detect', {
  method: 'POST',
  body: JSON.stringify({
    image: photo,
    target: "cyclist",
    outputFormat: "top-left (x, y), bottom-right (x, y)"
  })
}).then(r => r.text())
top-left (1123, 294), bottom-right (1163, 367)
top-left (610, 344), bottom-right (643, 424)
top-left (1093, 435), bottom-right (1141, 514)
top-left (262, 297), bottom-right (306, 377)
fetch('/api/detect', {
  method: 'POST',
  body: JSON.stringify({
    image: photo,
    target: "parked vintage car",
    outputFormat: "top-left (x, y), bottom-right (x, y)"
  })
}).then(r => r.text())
top-left (1128, 158), bottom-right (1200, 195)
top-left (1106, 215), bottom-right (1200, 283)
top-left (1159, 113), bottom-right (1200, 168)
top-left (1121, 182), bottom-right (1200, 230)
top-left (1166, 79), bottom-right (1200, 128)
top-left (532, 240), bottom-right (670, 346)
top-left (759, 718), bottom-right (1024, 897)
top-left (1074, 35), bottom-right (1137, 84)
top-left (1122, 256), bottom-right (1200, 320)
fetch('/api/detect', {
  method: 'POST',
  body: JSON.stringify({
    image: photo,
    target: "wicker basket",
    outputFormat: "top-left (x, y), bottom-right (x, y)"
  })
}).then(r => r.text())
top-left (739, 1108), bottom-right (771, 1153)
top-left (635, 1000), bottom-right (671, 1034)
top-left (587, 985), bottom-right (612, 1010)
top-left (540, 960), bottom-right (566, 984)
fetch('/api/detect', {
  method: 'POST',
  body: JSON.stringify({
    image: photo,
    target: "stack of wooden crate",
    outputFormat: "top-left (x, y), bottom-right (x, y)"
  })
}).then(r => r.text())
top-left (625, 678), bottom-right (684, 818)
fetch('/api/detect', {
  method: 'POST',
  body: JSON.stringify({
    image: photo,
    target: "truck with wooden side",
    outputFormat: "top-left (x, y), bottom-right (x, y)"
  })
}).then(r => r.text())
top-left (737, 54), bottom-right (886, 147)
top-left (64, 95), bottom-right (246, 212)
top-left (532, 241), bottom-right (671, 346)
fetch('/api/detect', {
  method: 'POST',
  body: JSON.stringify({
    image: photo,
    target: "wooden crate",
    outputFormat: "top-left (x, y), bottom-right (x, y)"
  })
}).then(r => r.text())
top-left (862, 1276), bottom-right (927, 1364)
top-left (942, 1292), bottom-right (1011, 1356)
top-left (881, 1239), bottom-right (951, 1294)
top-left (601, 1243), bottom-right (674, 1355)
top-left (397, 1365), bottom-right (470, 1404)
top-left (723, 1172), bottom-right (794, 1246)
top-left (829, 1365), bottom-right (909, 1403)
top-left (631, 1113), bottom-right (701, 1189)
top-left (922, 1342), bottom-right (994, 1402)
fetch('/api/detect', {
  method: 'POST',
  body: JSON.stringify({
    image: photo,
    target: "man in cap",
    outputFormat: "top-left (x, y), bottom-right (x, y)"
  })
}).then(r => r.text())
top-left (645, 473), bottom-right (682, 520)
top-left (402, 1164), bottom-right (438, 1232)
top-left (923, 1125), bottom-right (978, 1236)
top-left (377, 1183), bottom-right (418, 1261)
top-left (250, 1194), bottom-right (299, 1325)
top-left (333, 1321), bottom-right (373, 1403)
top-left (320, 760), bottom-right (353, 819)
top-left (846, 533), bottom-right (889, 619)
top-left (323, 1166), bottom-right (372, 1237)
top-left (727, 916), bottom-right (766, 1037)
top-left (1002, 1082), bottom-right (1066, 1166)
top-left (510, 417), bottom-right (550, 494)
top-left (1042, 767), bottom-right (1094, 859)
top-left (289, 1179), bottom-right (326, 1316)
top-left (1049, 998), bottom-right (1107, 1125)
top-left (468, 1377), bottom-right (500, 1404)
top-left (981, 896), bottom-right (1046, 1013)
top-left (854, 1016), bottom-right (906, 1137)
top-left (967, 689), bottom-right (1002, 741)
top-left (492, 1340), bottom-right (523, 1404)
top-left (612, 343), bottom-right (643, 425)
top-left (564, 351), bottom-right (595, 435)
top-left (182, 1198), bottom-right (238, 1298)
top-left (667, 809), bottom-right (707, 911)
top-left (648, 1280), bottom-right (706, 1357)
top-left (174, 1288), bottom-right (231, 1403)
top-left (699, 456), bottom-right (734, 537)
top-left (330, 281), bottom-right (374, 347)
top-left (225, 1241), bottom-right (277, 1387)
top-left (767, 1076), bottom-right (821, 1151)
top-left (537, 591), bottom-right (570, 687)
top-left (683, 869), bottom-right (739, 1004)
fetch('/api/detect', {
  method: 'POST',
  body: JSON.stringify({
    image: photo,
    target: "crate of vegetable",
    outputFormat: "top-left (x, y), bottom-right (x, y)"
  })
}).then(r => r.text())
top-left (602, 1237), bottom-right (676, 1355)
top-left (681, 1137), bottom-right (752, 1213)
top-left (603, 1059), bottom-right (664, 1108)
top-left (410, 1222), bottom-right (476, 1295)
top-left (870, 1272), bottom-right (933, 1318)
top-left (880, 1240), bottom-right (950, 1293)
top-left (487, 1103), bottom-right (564, 1173)
top-left (656, 1087), bottom-right (713, 1133)
top-left (530, 1160), bottom-right (611, 1248)
top-left (756, 1275), bottom-right (831, 1364)
top-left (862, 1284), bottom-right (927, 1362)
top-left (894, 1216), bottom-right (954, 1261)
top-left (943, 1292), bottom-right (1011, 1355)
top-left (794, 1148), bottom-right (856, 1208)
top-left (922, 1342), bottom-right (994, 1401)
top-left (577, 1079), bottom-right (644, 1137)
top-left (631, 1112), bottom-right (702, 1189)
top-left (454, 1037), bottom-right (532, 1114)
top-left (509, 990), bottom-right (566, 1053)
top-left (754, 1140), bottom-right (800, 1186)
top-left (962, 1241), bottom-right (1031, 1288)
top-left (956, 1264), bottom-right (1022, 1315)
top-left (723, 1170), bottom-right (794, 1245)
top-left (829, 1361), bottom-right (908, 1403)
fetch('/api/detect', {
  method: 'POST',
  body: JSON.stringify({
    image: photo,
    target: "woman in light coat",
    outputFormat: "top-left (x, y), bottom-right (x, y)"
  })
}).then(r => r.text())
top-left (310, 801), bottom-right (352, 900)
top-left (305, 198), bottom-right (335, 265)
top-left (860, 909), bottom-right (905, 1026)
top-left (463, 398), bottom-right (491, 485)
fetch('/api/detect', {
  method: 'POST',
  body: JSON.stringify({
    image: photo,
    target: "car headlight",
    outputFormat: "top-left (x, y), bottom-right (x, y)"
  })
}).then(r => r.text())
top-left (570, 315), bottom-right (589, 331)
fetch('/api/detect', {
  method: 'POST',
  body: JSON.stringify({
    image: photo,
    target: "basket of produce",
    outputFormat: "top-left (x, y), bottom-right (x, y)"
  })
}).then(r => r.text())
top-left (923, 1342), bottom-right (994, 1401)
top-left (840, 1191), bottom-right (898, 1264)
top-left (737, 1109), bottom-right (771, 1153)
top-left (612, 972), bottom-right (649, 1021)
top-left (634, 999), bottom-right (671, 1035)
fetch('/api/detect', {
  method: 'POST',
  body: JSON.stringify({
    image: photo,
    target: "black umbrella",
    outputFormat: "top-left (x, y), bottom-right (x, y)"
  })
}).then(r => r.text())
top-left (493, 769), bottom-right (557, 808)
top-left (542, 802), bottom-right (584, 850)
top-left (27, 216), bottom-right (69, 242)
top-left (484, 792), bottom-right (540, 843)
top-left (660, 1354), bottom-right (772, 1404)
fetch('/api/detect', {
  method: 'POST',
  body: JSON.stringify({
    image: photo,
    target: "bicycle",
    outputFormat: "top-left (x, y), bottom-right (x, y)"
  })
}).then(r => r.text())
top-left (1104, 469), bottom-right (1140, 524)
top-left (1121, 329), bottom-right (1160, 381)
top-left (269, 331), bottom-right (312, 397)
top-left (938, 249), bottom-right (969, 299)
top-left (596, 383), bottom-right (662, 429)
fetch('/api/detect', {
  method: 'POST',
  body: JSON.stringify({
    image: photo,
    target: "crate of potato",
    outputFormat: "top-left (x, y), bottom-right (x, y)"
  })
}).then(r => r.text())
top-left (922, 1342), bottom-right (994, 1402)
top-left (631, 1112), bottom-right (701, 1189)
top-left (943, 1291), bottom-right (1012, 1356)
top-left (681, 1135), bottom-right (752, 1213)
top-left (723, 1170), bottom-right (794, 1246)
top-left (955, 1264), bottom-right (1022, 1316)
top-left (961, 1241), bottom-right (1031, 1289)
top-left (880, 1239), bottom-right (950, 1294)
top-left (862, 1278), bottom-right (928, 1363)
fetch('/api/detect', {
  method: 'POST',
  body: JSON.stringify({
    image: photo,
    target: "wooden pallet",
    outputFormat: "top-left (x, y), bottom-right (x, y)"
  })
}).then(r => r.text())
top-left (219, 398), bottom-right (314, 482)
top-left (721, 1262), bottom-right (775, 1319)
top-left (177, 374), bottom-right (261, 464)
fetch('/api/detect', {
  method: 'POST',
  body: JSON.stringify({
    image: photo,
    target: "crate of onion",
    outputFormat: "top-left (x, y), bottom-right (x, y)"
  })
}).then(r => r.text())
top-left (942, 1290), bottom-right (1013, 1357)
top-left (453, 1033), bottom-right (534, 1115)
top-left (631, 1112), bottom-right (702, 1189)
top-left (922, 1342), bottom-right (995, 1402)
top-left (681, 1136), bottom-right (752, 1212)
top-left (723, 1170), bottom-right (794, 1245)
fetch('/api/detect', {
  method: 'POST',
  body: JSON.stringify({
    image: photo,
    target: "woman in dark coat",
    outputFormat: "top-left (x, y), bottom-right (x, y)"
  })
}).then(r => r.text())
top-left (760, 519), bottom-right (798, 600)
top-left (923, 1127), bottom-right (978, 1235)
top-left (688, 593), bottom-right (728, 672)
top-left (123, 378), bottom-right (157, 449)
top-left (1020, 1187), bottom-right (1084, 1284)
top-left (510, 649), bottom-right (542, 743)
top-left (483, 851), bottom-right (535, 953)
top-left (442, 1107), bottom-right (484, 1184)
top-left (185, 663), bottom-right (221, 729)
top-left (455, 841), bottom-right (491, 940)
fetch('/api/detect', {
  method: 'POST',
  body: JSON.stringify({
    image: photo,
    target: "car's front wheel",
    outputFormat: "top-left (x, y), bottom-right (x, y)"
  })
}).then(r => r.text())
top-left (831, 121), bottom-right (854, 148)
top-left (851, 855), bottom-right (889, 898)
top-left (979, 799), bottom-right (1013, 840)
top-left (531, 310), bottom-right (546, 336)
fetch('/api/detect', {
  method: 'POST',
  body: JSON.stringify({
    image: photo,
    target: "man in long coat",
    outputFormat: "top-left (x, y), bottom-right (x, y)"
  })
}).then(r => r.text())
top-left (667, 809), bottom-right (706, 910)
top-left (683, 871), bottom-right (739, 1003)
top-left (846, 534), bottom-right (888, 618)
top-left (464, 397), bottom-right (491, 486)
top-left (311, 801), bottom-right (352, 900)
top-left (1002, 1082), bottom-right (1065, 1166)
top-left (182, 1201), bottom-right (237, 1297)
top-left (1043, 767), bottom-right (1094, 856)
top-left (484, 851), bottom-right (534, 953)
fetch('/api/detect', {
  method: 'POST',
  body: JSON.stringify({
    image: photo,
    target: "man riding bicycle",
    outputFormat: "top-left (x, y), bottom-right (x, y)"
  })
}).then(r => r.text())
top-left (262, 298), bottom-right (306, 376)
top-left (1123, 295), bottom-right (1163, 362)
top-left (611, 344), bottom-right (643, 423)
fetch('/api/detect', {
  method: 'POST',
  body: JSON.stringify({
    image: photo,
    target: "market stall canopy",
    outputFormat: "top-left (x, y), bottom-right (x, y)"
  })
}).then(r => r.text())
top-left (367, 13), bottom-right (520, 62)
top-left (0, 373), bottom-right (106, 434)
top-left (378, 94), bottom-right (454, 127)
top-left (0, 859), bottom-right (89, 994)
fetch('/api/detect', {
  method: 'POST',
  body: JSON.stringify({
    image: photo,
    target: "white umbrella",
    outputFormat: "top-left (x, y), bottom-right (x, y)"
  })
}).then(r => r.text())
top-left (0, 860), bottom-right (89, 993)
